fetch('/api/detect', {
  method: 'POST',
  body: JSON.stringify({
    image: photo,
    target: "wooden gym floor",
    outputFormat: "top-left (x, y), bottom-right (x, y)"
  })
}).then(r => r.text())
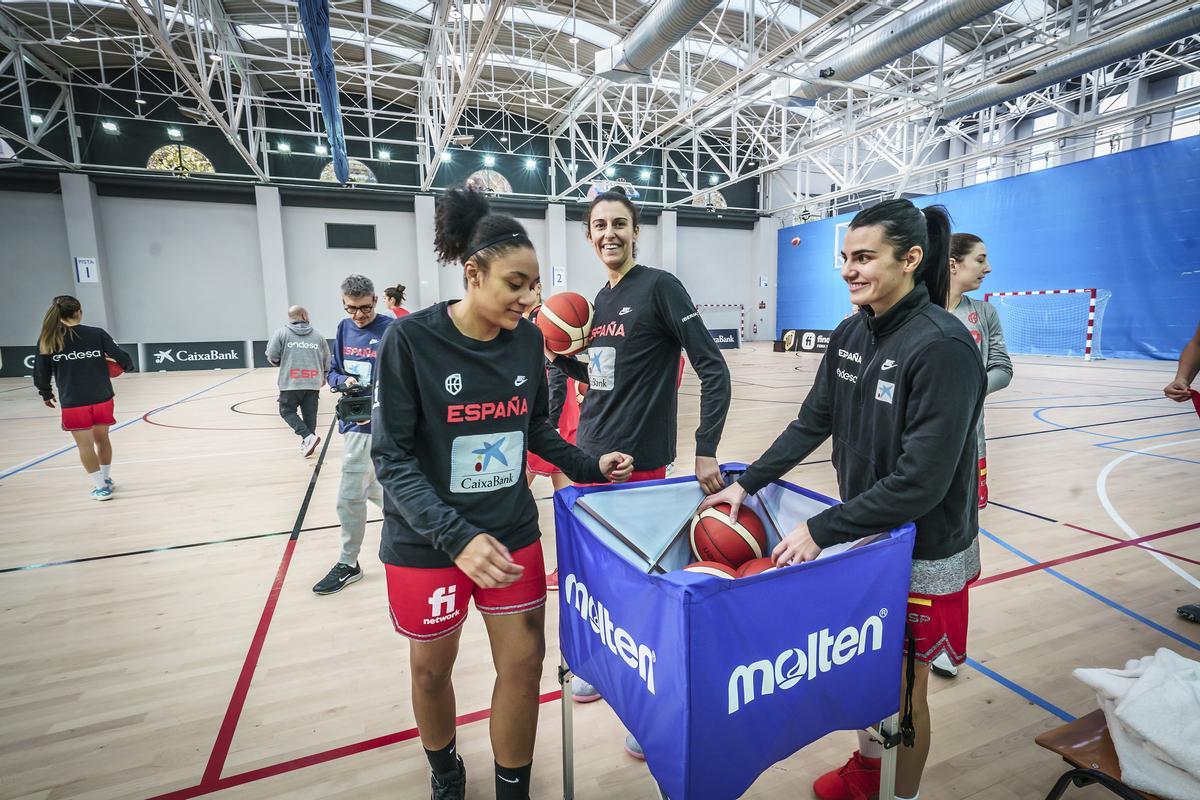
top-left (1, 347), bottom-right (1197, 800)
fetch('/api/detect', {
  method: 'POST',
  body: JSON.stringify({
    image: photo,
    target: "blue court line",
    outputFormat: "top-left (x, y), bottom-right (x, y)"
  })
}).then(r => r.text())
top-left (1092, 448), bottom-right (1200, 466)
top-left (985, 393), bottom-right (1153, 408)
top-left (1102, 427), bottom-right (1200, 445)
top-left (979, 527), bottom-right (1200, 654)
top-left (965, 658), bottom-right (1075, 722)
top-left (1031, 407), bottom-right (1124, 440)
top-left (0, 371), bottom-right (249, 482)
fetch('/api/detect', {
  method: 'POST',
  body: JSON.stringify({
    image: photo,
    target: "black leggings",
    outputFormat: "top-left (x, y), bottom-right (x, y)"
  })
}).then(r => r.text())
top-left (278, 389), bottom-right (318, 438)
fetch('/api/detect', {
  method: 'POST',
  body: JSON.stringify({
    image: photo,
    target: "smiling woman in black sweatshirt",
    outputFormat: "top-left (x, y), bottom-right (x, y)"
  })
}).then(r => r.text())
top-left (33, 295), bottom-right (135, 501)
top-left (370, 188), bottom-right (632, 800)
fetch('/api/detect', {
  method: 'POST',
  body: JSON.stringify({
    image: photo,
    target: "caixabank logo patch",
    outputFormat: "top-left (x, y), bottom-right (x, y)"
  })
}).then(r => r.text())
top-left (448, 431), bottom-right (524, 493)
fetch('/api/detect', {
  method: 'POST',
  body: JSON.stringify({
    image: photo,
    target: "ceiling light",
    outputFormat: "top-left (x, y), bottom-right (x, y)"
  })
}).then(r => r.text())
top-left (378, 149), bottom-right (391, 160)
top-left (604, 166), bottom-right (615, 177)
top-left (30, 113), bottom-right (43, 124)
top-left (315, 144), bottom-right (328, 155)
top-left (442, 150), bottom-right (452, 161)
top-left (101, 120), bottom-right (118, 133)
top-left (500, 135), bottom-right (508, 142)
top-left (525, 158), bottom-right (536, 170)
top-left (483, 154), bottom-right (496, 166)
top-left (708, 174), bottom-right (719, 185)
top-left (65, 33), bottom-right (81, 43)
top-left (636, 149), bottom-right (643, 156)
top-left (277, 141), bottom-right (291, 152)
top-left (135, 96), bottom-right (147, 105)
top-left (568, 36), bottom-right (579, 44)
top-left (567, 162), bottom-right (577, 171)
top-left (209, 53), bottom-right (221, 62)
top-left (167, 127), bottom-right (182, 140)
top-left (640, 169), bottom-right (651, 181)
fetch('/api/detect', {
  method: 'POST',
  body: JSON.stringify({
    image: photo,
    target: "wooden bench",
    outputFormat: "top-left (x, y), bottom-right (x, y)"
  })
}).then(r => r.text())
top-left (1035, 709), bottom-right (1162, 800)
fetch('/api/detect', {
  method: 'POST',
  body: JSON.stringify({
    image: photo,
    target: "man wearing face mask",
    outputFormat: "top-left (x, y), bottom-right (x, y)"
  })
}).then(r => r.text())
top-left (313, 274), bottom-right (394, 595)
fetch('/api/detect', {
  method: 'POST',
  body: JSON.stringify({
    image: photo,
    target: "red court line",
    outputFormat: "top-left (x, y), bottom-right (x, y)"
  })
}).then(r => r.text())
top-left (146, 690), bottom-right (563, 800)
top-left (975, 521), bottom-right (1200, 587)
top-left (200, 537), bottom-right (299, 785)
top-left (1062, 523), bottom-right (1200, 567)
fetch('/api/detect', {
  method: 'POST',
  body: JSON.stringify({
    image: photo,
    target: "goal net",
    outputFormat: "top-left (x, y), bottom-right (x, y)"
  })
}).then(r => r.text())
top-left (695, 304), bottom-right (744, 347)
top-left (984, 289), bottom-right (1111, 360)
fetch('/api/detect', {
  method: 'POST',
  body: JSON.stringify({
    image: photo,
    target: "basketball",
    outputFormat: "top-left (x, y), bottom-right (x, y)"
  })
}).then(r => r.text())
top-left (689, 504), bottom-right (769, 569)
top-left (790, 236), bottom-right (800, 246)
top-left (575, 380), bottom-right (588, 404)
top-left (536, 292), bottom-right (593, 355)
top-left (682, 560), bottom-right (737, 579)
top-left (105, 356), bottom-right (124, 378)
top-left (736, 557), bottom-right (775, 578)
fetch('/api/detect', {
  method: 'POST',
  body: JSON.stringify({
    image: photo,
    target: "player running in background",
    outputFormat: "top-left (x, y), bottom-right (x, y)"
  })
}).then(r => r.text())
top-left (703, 199), bottom-right (985, 800)
top-left (34, 295), bottom-right (135, 501)
top-left (371, 187), bottom-right (632, 800)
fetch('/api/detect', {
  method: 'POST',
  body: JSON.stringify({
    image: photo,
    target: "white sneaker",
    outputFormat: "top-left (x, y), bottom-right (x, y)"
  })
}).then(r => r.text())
top-left (90, 486), bottom-right (113, 501)
top-left (301, 434), bottom-right (320, 457)
top-left (930, 651), bottom-right (958, 678)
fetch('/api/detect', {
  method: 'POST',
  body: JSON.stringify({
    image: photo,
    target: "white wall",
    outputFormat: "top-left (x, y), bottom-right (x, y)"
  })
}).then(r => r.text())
top-left (98, 196), bottom-right (265, 341)
top-left (0, 191), bottom-right (74, 345)
top-left (282, 206), bottom-right (418, 339)
top-left (677, 225), bottom-right (756, 308)
top-left (561, 221), bottom-right (660, 298)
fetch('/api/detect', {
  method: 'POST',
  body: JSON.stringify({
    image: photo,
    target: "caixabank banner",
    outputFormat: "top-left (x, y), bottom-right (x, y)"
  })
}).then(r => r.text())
top-left (709, 328), bottom-right (741, 350)
top-left (145, 341), bottom-right (246, 371)
top-left (555, 470), bottom-right (914, 800)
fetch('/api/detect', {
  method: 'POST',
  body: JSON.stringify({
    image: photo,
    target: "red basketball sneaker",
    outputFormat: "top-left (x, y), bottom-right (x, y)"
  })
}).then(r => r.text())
top-left (978, 457), bottom-right (988, 509)
top-left (545, 568), bottom-right (558, 591)
top-left (812, 751), bottom-right (881, 800)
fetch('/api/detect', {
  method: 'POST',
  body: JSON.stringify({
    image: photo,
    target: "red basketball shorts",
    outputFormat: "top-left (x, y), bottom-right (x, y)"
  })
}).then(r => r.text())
top-left (61, 398), bottom-right (115, 431)
top-left (904, 572), bottom-right (978, 666)
top-left (385, 541), bottom-right (547, 641)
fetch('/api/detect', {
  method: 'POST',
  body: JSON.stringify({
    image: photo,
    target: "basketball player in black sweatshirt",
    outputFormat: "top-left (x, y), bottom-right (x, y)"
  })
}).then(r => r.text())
top-left (370, 188), bottom-right (633, 800)
top-left (33, 295), bottom-right (135, 501)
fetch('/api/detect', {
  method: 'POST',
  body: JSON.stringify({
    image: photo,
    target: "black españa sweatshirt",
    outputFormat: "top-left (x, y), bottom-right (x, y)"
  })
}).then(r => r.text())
top-left (371, 302), bottom-right (607, 568)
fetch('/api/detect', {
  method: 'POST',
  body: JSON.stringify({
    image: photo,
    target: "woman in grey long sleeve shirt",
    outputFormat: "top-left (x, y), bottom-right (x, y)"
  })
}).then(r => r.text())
top-left (948, 233), bottom-right (1013, 511)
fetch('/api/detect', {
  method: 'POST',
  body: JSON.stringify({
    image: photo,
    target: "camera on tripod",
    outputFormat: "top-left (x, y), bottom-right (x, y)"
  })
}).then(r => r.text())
top-left (331, 381), bottom-right (373, 424)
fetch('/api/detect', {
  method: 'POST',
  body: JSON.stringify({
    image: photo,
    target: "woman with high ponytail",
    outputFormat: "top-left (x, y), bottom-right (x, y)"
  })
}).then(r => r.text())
top-left (34, 295), bottom-right (135, 501)
top-left (370, 187), bottom-right (632, 800)
top-left (383, 283), bottom-right (409, 317)
top-left (701, 197), bottom-right (986, 800)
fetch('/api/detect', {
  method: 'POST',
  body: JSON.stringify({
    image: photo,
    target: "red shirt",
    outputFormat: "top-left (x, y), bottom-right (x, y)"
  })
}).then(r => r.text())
top-left (392, 307), bottom-right (410, 318)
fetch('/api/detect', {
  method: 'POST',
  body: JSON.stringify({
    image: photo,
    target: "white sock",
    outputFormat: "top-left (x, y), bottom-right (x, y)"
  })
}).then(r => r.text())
top-left (896, 794), bottom-right (919, 800)
top-left (857, 730), bottom-right (883, 760)
top-left (100, 464), bottom-right (111, 480)
top-left (88, 470), bottom-right (105, 489)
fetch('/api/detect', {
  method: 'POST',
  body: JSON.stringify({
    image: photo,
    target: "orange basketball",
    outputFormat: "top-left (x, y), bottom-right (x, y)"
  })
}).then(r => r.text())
top-left (790, 236), bottom-right (800, 246)
top-left (575, 380), bottom-right (588, 404)
top-left (536, 292), bottom-right (593, 355)
top-left (690, 503), bottom-right (769, 570)
top-left (737, 557), bottom-right (776, 578)
top-left (105, 356), bottom-right (124, 378)
top-left (682, 560), bottom-right (737, 579)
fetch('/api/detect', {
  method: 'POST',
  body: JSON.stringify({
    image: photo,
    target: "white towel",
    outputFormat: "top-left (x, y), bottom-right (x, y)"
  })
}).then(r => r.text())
top-left (1074, 648), bottom-right (1200, 800)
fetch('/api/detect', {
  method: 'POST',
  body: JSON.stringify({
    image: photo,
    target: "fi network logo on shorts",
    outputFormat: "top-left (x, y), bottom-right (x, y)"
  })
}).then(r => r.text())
top-left (449, 431), bottom-right (524, 493)
top-left (425, 585), bottom-right (459, 625)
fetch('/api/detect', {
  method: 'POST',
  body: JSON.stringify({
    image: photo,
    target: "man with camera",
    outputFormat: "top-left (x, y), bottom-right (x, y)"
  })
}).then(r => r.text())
top-left (313, 274), bottom-right (395, 596)
top-left (265, 305), bottom-right (330, 458)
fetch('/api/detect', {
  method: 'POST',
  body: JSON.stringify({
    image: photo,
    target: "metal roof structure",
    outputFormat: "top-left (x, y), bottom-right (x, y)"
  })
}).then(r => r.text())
top-left (0, 0), bottom-right (1197, 214)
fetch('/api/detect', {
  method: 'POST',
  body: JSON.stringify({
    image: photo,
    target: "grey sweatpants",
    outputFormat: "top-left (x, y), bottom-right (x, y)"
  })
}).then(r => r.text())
top-left (337, 430), bottom-right (384, 566)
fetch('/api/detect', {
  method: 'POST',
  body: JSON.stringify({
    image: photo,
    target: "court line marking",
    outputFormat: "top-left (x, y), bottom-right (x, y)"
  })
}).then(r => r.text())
top-left (201, 417), bottom-right (339, 786)
top-left (0, 371), bottom-right (250, 481)
top-left (1061, 523), bottom-right (1200, 568)
top-left (17, 446), bottom-right (298, 473)
top-left (978, 527), bottom-right (1200, 653)
top-left (974, 521), bottom-right (1200, 586)
top-left (1095, 437), bottom-right (1200, 591)
top-left (964, 658), bottom-right (1074, 722)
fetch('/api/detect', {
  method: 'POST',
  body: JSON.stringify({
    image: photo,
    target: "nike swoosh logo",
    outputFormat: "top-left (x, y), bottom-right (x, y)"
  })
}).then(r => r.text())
top-left (498, 775), bottom-right (519, 784)
top-left (515, 376), bottom-right (528, 386)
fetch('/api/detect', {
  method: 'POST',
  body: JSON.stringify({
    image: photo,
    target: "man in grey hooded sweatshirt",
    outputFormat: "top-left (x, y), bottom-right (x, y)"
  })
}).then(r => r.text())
top-left (266, 305), bottom-right (331, 457)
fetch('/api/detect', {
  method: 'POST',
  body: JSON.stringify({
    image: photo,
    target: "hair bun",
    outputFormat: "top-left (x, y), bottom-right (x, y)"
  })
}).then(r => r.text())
top-left (608, 184), bottom-right (628, 198)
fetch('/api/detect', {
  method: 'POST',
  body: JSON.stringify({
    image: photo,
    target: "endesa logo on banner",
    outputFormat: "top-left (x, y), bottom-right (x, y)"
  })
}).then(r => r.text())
top-left (709, 328), bottom-right (741, 350)
top-left (146, 341), bottom-right (246, 371)
top-left (782, 328), bottom-right (833, 353)
top-left (0, 346), bottom-right (38, 378)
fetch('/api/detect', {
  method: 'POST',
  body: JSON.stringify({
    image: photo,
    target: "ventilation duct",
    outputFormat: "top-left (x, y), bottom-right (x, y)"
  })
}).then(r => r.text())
top-left (774, 0), bottom-right (1011, 106)
top-left (942, 4), bottom-right (1200, 120)
top-left (595, 0), bottom-right (723, 83)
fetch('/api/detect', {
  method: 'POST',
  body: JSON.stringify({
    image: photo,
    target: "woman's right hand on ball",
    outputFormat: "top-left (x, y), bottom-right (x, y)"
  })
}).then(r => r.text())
top-left (698, 481), bottom-right (748, 523)
top-left (454, 533), bottom-right (524, 589)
